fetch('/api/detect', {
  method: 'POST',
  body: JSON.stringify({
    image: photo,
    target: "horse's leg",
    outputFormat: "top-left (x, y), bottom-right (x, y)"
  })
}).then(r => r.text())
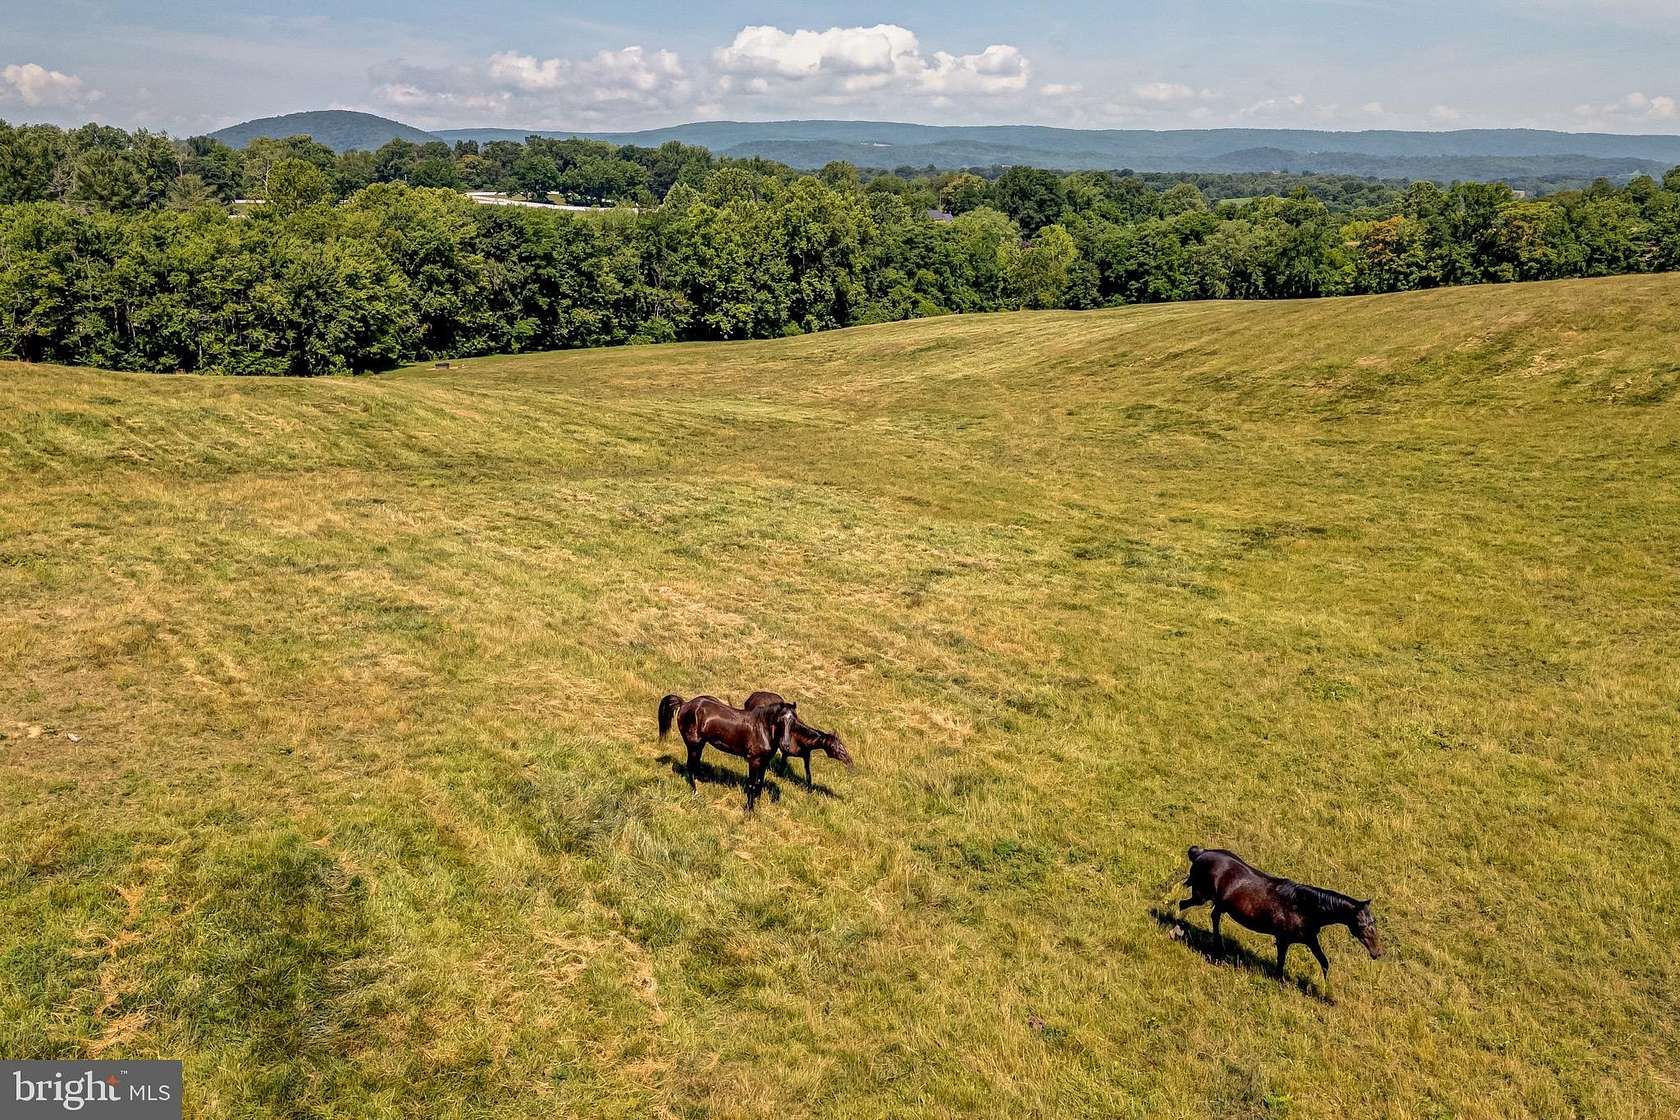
top-left (1275, 938), bottom-right (1291, 979)
top-left (804, 754), bottom-right (813, 790)
top-left (685, 739), bottom-right (703, 795)
top-left (1177, 894), bottom-right (1207, 912)
top-left (745, 758), bottom-right (768, 814)
top-left (1210, 905), bottom-right (1225, 941)
top-left (1306, 934), bottom-right (1330, 979)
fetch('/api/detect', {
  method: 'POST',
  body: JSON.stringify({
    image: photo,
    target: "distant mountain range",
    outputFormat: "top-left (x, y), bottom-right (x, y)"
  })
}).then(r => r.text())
top-left (209, 110), bottom-right (1680, 182)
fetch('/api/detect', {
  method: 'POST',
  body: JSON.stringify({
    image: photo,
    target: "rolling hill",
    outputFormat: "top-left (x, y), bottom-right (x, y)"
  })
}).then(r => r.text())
top-left (207, 109), bottom-right (441, 151)
top-left (437, 119), bottom-right (1680, 166)
top-left (3, 276), bottom-right (1678, 1116)
top-left (207, 109), bottom-right (1680, 181)
top-left (436, 119), bottom-right (1680, 179)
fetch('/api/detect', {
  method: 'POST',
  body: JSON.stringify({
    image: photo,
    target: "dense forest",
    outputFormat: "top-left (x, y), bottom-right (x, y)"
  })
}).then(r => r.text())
top-left (2, 120), bottom-right (1678, 374)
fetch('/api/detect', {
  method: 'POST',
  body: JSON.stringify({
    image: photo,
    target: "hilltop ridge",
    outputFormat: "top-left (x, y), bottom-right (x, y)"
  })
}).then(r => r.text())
top-left (207, 109), bottom-right (1680, 180)
top-left (207, 109), bottom-right (441, 151)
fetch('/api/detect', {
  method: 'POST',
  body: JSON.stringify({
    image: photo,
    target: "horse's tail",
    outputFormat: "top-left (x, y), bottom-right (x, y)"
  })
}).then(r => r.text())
top-left (658, 694), bottom-right (683, 740)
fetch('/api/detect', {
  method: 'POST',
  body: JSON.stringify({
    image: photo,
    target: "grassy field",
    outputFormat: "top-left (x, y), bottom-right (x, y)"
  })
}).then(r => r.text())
top-left (2, 275), bottom-right (1677, 1119)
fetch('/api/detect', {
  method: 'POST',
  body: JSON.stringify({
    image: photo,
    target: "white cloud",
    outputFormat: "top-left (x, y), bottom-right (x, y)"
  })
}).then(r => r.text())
top-left (370, 25), bottom-right (1030, 127)
top-left (369, 80), bottom-right (511, 116)
top-left (1618, 90), bottom-right (1677, 119)
top-left (343, 21), bottom-right (1671, 134)
top-left (1573, 89), bottom-right (1679, 127)
top-left (712, 25), bottom-right (1029, 97)
top-left (716, 24), bottom-right (916, 82)
top-left (1241, 93), bottom-right (1306, 117)
top-left (923, 45), bottom-right (1030, 95)
top-left (1131, 82), bottom-right (1218, 105)
top-left (487, 46), bottom-right (685, 97)
top-left (370, 46), bottom-right (693, 126)
top-left (1, 62), bottom-right (98, 108)
top-left (1134, 81), bottom-right (1194, 103)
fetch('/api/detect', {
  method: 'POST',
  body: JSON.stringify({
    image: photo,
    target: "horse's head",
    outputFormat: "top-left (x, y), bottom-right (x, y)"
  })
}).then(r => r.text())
top-left (1351, 899), bottom-right (1383, 958)
top-left (815, 728), bottom-right (854, 767)
top-left (765, 701), bottom-right (799, 752)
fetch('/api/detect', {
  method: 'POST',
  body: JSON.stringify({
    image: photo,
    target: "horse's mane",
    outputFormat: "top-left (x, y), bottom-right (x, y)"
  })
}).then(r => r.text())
top-left (1282, 880), bottom-right (1361, 914)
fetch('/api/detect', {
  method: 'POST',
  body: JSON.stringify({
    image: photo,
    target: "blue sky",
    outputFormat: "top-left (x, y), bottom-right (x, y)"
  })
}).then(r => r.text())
top-left (2, 1), bottom-right (1677, 135)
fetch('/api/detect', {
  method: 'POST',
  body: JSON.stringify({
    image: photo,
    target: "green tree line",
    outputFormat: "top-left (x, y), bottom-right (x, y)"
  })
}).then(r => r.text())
top-left (0, 121), bottom-right (714, 209)
top-left (2, 119), bottom-right (1678, 374)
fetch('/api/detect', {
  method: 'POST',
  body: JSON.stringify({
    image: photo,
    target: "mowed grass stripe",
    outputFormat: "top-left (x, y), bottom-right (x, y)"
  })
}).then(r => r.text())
top-left (1, 274), bottom-right (1677, 1118)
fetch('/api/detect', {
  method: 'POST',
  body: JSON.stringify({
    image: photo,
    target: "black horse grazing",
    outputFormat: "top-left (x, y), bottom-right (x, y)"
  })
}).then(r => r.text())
top-left (742, 690), bottom-right (854, 790)
top-left (1178, 847), bottom-right (1383, 981)
top-left (658, 694), bottom-right (798, 813)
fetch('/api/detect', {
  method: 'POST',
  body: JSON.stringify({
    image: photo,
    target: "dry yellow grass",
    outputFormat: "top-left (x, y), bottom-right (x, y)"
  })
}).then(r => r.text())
top-left (2, 275), bottom-right (1678, 1118)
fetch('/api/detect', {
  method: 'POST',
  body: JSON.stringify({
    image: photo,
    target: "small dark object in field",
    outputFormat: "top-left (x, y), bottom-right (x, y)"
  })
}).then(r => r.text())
top-left (433, 361), bottom-right (452, 369)
top-left (1025, 1014), bottom-right (1066, 1042)
top-left (658, 693), bottom-right (798, 814)
top-left (1177, 847), bottom-right (1383, 981)
top-left (742, 690), bottom-right (854, 790)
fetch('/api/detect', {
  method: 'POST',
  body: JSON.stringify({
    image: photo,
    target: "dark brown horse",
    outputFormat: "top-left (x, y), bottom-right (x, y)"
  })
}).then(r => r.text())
top-left (657, 694), bottom-right (798, 813)
top-left (742, 691), bottom-right (854, 790)
top-left (1178, 847), bottom-right (1383, 981)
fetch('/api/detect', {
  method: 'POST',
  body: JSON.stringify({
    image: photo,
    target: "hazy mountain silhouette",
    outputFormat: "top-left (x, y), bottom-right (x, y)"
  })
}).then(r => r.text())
top-left (209, 110), bottom-right (1680, 180)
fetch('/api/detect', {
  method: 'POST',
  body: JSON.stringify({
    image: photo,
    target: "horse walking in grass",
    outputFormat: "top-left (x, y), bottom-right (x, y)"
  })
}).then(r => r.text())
top-left (1177, 847), bottom-right (1383, 980)
top-left (742, 690), bottom-right (854, 790)
top-left (658, 693), bottom-right (798, 813)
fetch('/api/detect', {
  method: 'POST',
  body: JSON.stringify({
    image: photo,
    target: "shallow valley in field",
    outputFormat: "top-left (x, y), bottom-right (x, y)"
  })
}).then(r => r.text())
top-left (2, 275), bottom-right (1677, 1118)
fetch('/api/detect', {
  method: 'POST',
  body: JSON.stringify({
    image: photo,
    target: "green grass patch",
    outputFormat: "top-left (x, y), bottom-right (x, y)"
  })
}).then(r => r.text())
top-left (2, 275), bottom-right (1678, 1118)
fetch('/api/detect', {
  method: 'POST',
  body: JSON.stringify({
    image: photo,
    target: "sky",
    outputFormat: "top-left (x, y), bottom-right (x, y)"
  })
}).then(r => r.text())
top-left (2, 1), bottom-right (1678, 137)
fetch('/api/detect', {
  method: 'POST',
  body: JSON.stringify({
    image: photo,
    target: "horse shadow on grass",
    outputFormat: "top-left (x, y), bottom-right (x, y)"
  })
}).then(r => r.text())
top-left (654, 754), bottom-right (842, 802)
top-left (768, 755), bottom-right (843, 799)
top-left (1149, 907), bottom-right (1332, 1003)
top-left (655, 754), bottom-right (779, 802)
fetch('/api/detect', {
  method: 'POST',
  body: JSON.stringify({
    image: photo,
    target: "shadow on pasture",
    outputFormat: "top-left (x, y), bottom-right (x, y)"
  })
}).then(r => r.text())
top-left (1149, 907), bottom-right (1332, 1003)
top-left (655, 754), bottom-right (782, 803)
top-left (653, 754), bottom-right (843, 802)
top-left (768, 755), bottom-right (842, 799)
